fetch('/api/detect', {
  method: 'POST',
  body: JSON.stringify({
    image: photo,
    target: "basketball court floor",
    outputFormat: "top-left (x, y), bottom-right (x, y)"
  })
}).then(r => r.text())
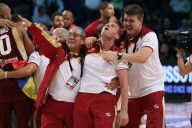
top-left (140, 102), bottom-right (191, 128)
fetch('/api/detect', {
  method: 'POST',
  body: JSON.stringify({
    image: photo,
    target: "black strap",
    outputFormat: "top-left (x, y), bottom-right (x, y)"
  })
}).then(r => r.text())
top-left (79, 44), bottom-right (86, 78)
top-left (124, 32), bottom-right (138, 68)
top-left (125, 31), bottom-right (128, 53)
top-left (62, 43), bottom-right (73, 72)
top-left (79, 54), bottom-right (84, 78)
top-left (67, 52), bottom-right (73, 72)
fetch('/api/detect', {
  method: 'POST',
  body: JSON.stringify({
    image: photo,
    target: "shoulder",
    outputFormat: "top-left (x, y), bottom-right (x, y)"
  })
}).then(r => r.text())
top-left (85, 19), bottom-right (101, 30)
top-left (29, 51), bottom-right (40, 59)
top-left (141, 27), bottom-right (156, 37)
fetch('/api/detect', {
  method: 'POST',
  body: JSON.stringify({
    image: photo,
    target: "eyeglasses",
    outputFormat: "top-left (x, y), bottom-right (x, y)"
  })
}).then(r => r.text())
top-left (69, 32), bottom-right (84, 38)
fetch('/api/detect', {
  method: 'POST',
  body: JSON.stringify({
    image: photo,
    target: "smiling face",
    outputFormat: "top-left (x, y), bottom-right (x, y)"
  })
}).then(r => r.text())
top-left (123, 14), bottom-right (142, 37)
top-left (51, 15), bottom-right (64, 28)
top-left (123, 4), bottom-right (144, 38)
top-left (67, 27), bottom-right (85, 52)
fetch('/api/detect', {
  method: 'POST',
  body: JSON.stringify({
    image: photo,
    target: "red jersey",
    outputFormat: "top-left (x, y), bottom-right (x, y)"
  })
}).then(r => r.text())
top-left (85, 19), bottom-right (102, 38)
top-left (0, 27), bottom-right (28, 103)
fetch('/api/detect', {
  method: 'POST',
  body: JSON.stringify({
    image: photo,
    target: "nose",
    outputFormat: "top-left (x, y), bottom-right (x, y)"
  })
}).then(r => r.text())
top-left (124, 20), bottom-right (130, 26)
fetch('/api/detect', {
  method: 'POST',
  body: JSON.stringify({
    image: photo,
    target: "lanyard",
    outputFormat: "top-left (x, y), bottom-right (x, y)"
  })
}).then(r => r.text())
top-left (62, 44), bottom-right (85, 78)
top-left (125, 32), bottom-right (139, 68)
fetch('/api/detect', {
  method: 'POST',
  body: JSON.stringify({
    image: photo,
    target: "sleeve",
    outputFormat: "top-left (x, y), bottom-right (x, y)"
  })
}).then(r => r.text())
top-left (115, 60), bottom-right (129, 70)
top-left (28, 23), bottom-right (63, 60)
top-left (85, 24), bottom-right (97, 38)
top-left (28, 51), bottom-right (41, 67)
top-left (141, 32), bottom-right (158, 51)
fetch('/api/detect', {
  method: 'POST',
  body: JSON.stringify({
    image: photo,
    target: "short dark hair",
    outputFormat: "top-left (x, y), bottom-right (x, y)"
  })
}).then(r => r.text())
top-left (100, 2), bottom-right (111, 10)
top-left (51, 12), bottom-right (63, 22)
top-left (124, 4), bottom-right (144, 20)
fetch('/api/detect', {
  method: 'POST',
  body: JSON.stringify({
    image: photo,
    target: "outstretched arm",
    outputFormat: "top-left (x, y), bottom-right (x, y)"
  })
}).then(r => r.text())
top-left (18, 15), bottom-right (63, 60)
top-left (102, 47), bottom-right (152, 63)
top-left (0, 63), bottom-right (38, 80)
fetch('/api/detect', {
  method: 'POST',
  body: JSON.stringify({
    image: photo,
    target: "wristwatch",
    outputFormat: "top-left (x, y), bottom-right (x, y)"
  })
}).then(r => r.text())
top-left (117, 52), bottom-right (123, 60)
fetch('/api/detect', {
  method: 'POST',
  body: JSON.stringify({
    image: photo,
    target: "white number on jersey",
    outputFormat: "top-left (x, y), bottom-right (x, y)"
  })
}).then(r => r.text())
top-left (0, 34), bottom-right (11, 55)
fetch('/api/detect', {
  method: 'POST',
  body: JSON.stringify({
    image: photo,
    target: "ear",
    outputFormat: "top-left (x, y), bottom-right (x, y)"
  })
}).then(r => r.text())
top-left (100, 9), bottom-right (103, 15)
top-left (2, 12), bottom-right (7, 19)
top-left (139, 18), bottom-right (143, 24)
top-left (114, 33), bottom-right (119, 40)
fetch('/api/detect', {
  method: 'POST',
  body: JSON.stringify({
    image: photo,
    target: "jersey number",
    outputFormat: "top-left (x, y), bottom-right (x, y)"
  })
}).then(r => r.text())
top-left (0, 34), bottom-right (11, 55)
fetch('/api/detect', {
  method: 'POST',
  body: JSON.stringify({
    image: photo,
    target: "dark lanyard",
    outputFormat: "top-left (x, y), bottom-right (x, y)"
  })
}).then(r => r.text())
top-left (62, 44), bottom-right (84, 78)
top-left (125, 32), bottom-right (138, 68)
top-left (125, 31), bottom-right (137, 54)
top-left (67, 51), bottom-right (84, 78)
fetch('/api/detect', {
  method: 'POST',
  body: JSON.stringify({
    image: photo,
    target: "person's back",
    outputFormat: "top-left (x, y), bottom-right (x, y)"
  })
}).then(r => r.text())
top-left (0, 3), bottom-right (35, 128)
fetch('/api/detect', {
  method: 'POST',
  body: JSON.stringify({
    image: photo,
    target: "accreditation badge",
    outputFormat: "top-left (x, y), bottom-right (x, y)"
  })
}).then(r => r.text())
top-left (66, 75), bottom-right (79, 89)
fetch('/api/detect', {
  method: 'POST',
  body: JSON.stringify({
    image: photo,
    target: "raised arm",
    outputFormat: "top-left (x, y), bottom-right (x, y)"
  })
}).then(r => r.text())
top-left (16, 24), bottom-right (35, 55)
top-left (18, 15), bottom-right (63, 60)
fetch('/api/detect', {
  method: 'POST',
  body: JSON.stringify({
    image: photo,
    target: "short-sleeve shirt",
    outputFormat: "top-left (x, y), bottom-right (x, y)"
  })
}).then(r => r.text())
top-left (79, 42), bottom-right (128, 95)
top-left (126, 27), bottom-right (165, 98)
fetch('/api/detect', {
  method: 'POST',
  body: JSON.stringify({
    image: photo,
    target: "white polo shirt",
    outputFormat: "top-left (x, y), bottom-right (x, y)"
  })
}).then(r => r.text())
top-left (79, 44), bottom-right (128, 95)
top-left (48, 55), bottom-right (81, 102)
top-left (127, 28), bottom-right (165, 98)
top-left (28, 51), bottom-right (50, 93)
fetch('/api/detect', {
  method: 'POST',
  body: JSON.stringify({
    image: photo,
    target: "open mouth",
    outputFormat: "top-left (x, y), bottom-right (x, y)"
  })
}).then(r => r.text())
top-left (105, 27), bottom-right (109, 30)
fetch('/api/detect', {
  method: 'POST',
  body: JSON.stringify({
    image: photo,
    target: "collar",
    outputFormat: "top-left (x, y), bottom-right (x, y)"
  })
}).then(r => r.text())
top-left (69, 51), bottom-right (79, 57)
top-left (99, 41), bottom-right (117, 53)
top-left (128, 27), bottom-right (143, 43)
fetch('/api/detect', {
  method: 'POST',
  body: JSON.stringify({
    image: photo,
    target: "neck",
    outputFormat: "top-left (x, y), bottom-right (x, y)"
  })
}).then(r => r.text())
top-left (101, 37), bottom-right (114, 50)
top-left (100, 16), bottom-right (109, 24)
top-left (70, 49), bottom-right (79, 54)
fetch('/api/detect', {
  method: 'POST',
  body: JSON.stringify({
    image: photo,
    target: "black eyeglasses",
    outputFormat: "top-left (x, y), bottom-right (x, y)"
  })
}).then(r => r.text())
top-left (69, 32), bottom-right (84, 38)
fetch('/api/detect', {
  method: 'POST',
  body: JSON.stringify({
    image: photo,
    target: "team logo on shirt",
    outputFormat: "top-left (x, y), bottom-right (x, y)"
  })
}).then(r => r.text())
top-left (105, 112), bottom-right (111, 117)
top-left (154, 104), bottom-right (159, 109)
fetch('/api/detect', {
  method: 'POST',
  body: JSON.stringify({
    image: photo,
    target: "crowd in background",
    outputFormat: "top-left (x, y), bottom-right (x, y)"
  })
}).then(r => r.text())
top-left (2, 0), bottom-right (192, 65)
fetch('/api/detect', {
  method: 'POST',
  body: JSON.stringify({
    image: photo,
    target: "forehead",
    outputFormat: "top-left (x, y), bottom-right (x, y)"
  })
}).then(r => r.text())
top-left (105, 4), bottom-right (113, 9)
top-left (124, 14), bottom-right (138, 19)
top-left (106, 22), bottom-right (119, 28)
top-left (54, 15), bottom-right (63, 20)
top-left (63, 12), bottom-right (72, 18)
top-left (69, 27), bottom-right (81, 34)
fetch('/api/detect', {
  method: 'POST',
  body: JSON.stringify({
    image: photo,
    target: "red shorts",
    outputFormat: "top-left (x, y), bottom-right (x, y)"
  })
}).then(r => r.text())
top-left (74, 92), bottom-right (116, 128)
top-left (41, 95), bottom-right (74, 128)
top-left (121, 91), bottom-right (166, 128)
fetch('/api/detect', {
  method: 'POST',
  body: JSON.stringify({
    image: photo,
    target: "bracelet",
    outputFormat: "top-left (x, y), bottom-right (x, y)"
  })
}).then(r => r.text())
top-left (4, 71), bottom-right (8, 79)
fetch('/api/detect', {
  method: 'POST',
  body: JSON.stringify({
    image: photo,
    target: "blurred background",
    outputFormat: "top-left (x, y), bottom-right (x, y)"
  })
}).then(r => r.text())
top-left (1, 0), bottom-right (192, 127)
